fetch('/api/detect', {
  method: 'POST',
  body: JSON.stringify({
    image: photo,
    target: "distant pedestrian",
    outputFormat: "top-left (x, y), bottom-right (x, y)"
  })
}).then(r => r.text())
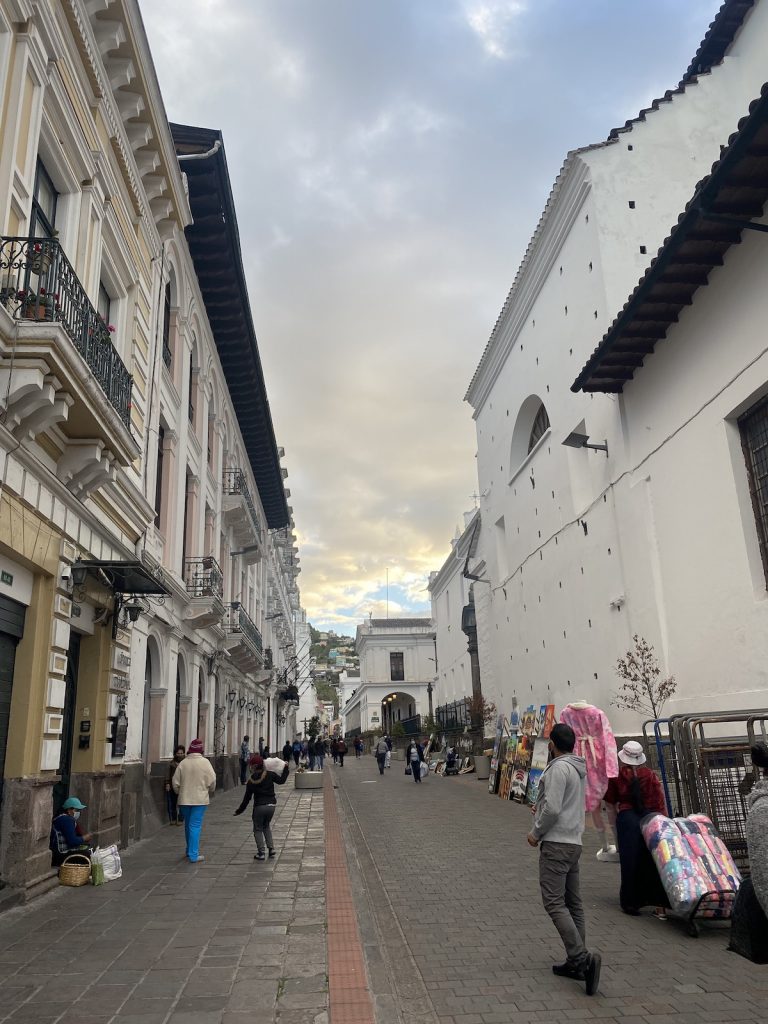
top-left (234, 754), bottom-right (290, 860)
top-left (292, 738), bottom-right (301, 766)
top-left (308, 738), bottom-right (317, 771)
top-left (374, 736), bottom-right (388, 775)
top-left (282, 740), bottom-right (293, 763)
top-left (172, 739), bottom-right (216, 864)
top-left (258, 736), bottom-right (265, 756)
top-left (406, 739), bottom-right (424, 783)
top-left (385, 734), bottom-right (393, 769)
top-left (166, 745), bottom-right (185, 823)
top-left (317, 738), bottom-right (327, 770)
top-left (239, 735), bottom-right (250, 786)
top-left (336, 737), bottom-right (348, 767)
top-left (354, 737), bottom-right (363, 759)
top-left (331, 738), bottom-right (339, 764)
top-left (527, 723), bottom-right (601, 996)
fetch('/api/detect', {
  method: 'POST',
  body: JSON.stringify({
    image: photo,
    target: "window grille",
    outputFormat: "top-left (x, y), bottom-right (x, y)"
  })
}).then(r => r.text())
top-left (739, 395), bottom-right (768, 586)
top-left (528, 403), bottom-right (550, 452)
top-left (390, 652), bottom-right (404, 682)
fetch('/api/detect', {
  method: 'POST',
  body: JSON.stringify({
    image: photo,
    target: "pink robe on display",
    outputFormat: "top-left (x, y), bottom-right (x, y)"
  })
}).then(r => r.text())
top-left (560, 703), bottom-right (619, 812)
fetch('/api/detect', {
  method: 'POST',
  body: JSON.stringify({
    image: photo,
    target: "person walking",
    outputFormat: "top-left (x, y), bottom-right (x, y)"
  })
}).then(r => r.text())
top-left (385, 734), bottom-right (393, 769)
top-left (406, 738), bottom-right (424, 783)
top-left (354, 737), bottom-right (363, 759)
top-left (234, 754), bottom-right (290, 860)
top-left (282, 739), bottom-right (293, 764)
top-left (258, 736), bottom-right (265, 756)
top-left (526, 723), bottom-right (601, 995)
top-left (604, 740), bottom-right (668, 917)
top-left (292, 738), bottom-right (301, 767)
top-left (374, 735), bottom-right (388, 775)
top-left (308, 737), bottom-right (317, 771)
top-left (331, 738), bottom-right (339, 764)
top-left (166, 745), bottom-right (185, 824)
top-left (239, 735), bottom-right (250, 786)
top-left (316, 737), bottom-right (326, 770)
top-left (336, 737), bottom-right (348, 767)
top-left (172, 738), bottom-right (216, 864)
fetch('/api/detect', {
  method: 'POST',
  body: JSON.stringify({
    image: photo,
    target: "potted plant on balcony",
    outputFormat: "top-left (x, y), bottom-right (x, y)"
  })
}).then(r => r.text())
top-left (28, 233), bottom-right (57, 276)
top-left (17, 288), bottom-right (57, 322)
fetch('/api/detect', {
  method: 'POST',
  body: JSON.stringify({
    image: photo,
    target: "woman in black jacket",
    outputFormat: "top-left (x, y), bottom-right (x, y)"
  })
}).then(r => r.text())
top-left (234, 754), bottom-right (290, 860)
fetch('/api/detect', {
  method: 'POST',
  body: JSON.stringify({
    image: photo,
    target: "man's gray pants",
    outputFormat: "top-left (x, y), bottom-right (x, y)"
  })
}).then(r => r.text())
top-left (539, 841), bottom-right (588, 967)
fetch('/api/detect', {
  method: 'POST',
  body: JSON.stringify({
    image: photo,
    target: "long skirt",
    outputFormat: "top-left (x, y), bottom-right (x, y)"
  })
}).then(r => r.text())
top-left (729, 877), bottom-right (768, 964)
top-left (617, 809), bottom-right (669, 911)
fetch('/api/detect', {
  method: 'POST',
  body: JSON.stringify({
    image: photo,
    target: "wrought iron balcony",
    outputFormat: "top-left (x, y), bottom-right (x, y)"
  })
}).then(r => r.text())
top-left (0, 236), bottom-right (133, 427)
top-left (184, 556), bottom-right (223, 598)
top-left (264, 647), bottom-right (273, 669)
top-left (225, 601), bottom-right (263, 656)
top-left (222, 469), bottom-right (262, 559)
top-left (279, 684), bottom-right (300, 704)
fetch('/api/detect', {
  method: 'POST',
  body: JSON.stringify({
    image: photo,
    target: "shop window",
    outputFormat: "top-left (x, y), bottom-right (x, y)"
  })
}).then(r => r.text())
top-left (390, 652), bottom-right (404, 682)
top-left (739, 395), bottom-right (768, 587)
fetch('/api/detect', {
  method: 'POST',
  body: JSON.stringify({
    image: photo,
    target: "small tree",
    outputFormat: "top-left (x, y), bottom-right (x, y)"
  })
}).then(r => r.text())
top-left (467, 693), bottom-right (497, 730)
top-left (612, 634), bottom-right (676, 719)
top-left (307, 715), bottom-right (321, 739)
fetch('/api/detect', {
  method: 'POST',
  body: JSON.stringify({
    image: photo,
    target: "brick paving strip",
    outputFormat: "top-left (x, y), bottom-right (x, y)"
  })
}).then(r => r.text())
top-left (323, 770), bottom-right (376, 1024)
top-left (0, 782), bottom-right (330, 1024)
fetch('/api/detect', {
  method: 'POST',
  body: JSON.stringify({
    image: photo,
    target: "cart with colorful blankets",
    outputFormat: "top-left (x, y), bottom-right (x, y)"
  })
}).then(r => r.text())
top-left (641, 812), bottom-right (742, 936)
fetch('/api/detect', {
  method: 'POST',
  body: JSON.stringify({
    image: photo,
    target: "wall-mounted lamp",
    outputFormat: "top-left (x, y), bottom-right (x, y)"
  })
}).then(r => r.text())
top-left (71, 560), bottom-right (88, 587)
top-left (562, 431), bottom-right (608, 457)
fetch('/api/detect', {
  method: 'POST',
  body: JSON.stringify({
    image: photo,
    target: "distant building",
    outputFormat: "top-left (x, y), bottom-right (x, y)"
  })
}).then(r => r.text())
top-left (343, 619), bottom-right (435, 736)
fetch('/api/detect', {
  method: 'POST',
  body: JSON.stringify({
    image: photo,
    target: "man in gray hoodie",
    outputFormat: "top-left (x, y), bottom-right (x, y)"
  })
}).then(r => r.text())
top-left (527, 722), bottom-right (601, 996)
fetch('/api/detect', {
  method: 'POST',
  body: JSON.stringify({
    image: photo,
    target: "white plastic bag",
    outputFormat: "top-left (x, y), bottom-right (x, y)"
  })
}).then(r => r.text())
top-left (419, 761), bottom-right (428, 779)
top-left (264, 756), bottom-right (287, 774)
top-left (91, 844), bottom-right (122, 882)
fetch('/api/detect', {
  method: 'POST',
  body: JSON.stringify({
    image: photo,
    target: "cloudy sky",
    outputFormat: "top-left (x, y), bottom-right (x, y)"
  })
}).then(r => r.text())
top-left (142, 0), bottom-right (721, 634)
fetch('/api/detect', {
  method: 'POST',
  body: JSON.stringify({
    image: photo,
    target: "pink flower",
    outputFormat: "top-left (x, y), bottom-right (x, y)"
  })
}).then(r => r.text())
top-left (108, 324), bottom-right (116, 333)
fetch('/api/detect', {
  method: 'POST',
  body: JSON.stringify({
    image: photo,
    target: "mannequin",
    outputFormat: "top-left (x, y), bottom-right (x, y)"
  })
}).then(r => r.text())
top-left (560, 700), bottom-right (619, 860)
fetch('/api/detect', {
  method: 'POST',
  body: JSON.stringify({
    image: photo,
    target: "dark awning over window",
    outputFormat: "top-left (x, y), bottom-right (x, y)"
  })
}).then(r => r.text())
top-left (169, 123), bottom-right (290, 530)
top-left (573, 82), bottom-right (768, 395)
top-left (72, 560), bottom-right (171, 596)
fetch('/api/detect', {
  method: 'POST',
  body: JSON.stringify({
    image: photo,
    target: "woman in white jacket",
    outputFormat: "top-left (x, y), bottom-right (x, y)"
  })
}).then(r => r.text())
top-left (172, 738), bottom-right (216, 863)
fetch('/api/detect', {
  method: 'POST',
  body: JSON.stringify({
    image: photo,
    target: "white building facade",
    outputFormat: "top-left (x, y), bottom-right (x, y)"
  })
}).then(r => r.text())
top-left (428, 511), bottom-right (477, 708)
top-left (343, 619), bottom-right (435, 736)
top-left (463, 1), bottom-right (768, 736)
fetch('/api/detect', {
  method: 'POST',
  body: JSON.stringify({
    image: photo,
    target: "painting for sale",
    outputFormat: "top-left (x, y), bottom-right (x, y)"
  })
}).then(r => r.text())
top-left (511, 768), bottom-right (529, 802)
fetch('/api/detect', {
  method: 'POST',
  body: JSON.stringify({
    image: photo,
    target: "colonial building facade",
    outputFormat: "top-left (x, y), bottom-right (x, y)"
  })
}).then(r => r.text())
top-left (459, 0), bottom-right (768, 736)
top-left (343, 619), bottom-right (435, 736)
top-left (0, 0), bottom-right (303, 900)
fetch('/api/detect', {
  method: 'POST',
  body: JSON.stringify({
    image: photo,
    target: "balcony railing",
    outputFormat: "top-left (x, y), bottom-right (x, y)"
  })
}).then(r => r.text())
top-left (184, 556), bottom-right (223, 598)
top-left (0, 236), bottom-right (132, 427)
top-left (225, 601), bottom-right (263, 654)
top-left (279, 684), bottom-right (299, 703)
top-left (222, 469), bottom-right (261, 538)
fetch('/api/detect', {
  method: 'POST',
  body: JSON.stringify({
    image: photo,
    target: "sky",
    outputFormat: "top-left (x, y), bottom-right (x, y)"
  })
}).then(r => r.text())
top-left (142, 0), bottom-right (722, 634)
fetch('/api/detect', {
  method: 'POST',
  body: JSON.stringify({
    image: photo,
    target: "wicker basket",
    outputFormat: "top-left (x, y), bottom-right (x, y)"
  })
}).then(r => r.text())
top-left (58, 853), bottom-right (91, 887)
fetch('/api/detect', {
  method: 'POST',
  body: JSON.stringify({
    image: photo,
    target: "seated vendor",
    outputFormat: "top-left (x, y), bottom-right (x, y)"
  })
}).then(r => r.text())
top-left (50, 797), bottom-right (93, 866)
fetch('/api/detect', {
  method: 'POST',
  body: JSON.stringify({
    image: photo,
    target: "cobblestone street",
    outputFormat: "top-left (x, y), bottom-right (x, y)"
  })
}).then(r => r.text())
top-left (335, 755), bottom-right (767, 1024)
top-left (0, 760), bottom-right (765, 1024)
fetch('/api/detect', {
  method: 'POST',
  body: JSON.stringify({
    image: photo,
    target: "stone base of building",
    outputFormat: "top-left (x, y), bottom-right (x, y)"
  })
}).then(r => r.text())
top-left (0, 777), bottom-right (60, 903)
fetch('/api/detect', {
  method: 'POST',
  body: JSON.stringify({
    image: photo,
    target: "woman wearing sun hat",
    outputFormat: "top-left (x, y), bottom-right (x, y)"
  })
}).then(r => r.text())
top-left (604, 740), bottom-right (669, 917)
top-left (49, 797), bottom-right (93, 866)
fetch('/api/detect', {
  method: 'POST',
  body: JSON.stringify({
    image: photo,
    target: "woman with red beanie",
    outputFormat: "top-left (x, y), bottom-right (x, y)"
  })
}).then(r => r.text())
top-left (172, 738), bottom-right (216, 863)
top-left (234, 753), bottom-right (289, 860)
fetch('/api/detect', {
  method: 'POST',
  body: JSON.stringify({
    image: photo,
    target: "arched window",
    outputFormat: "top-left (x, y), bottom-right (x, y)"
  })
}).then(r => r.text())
top-left (528, 403), bottom-right (550, 453)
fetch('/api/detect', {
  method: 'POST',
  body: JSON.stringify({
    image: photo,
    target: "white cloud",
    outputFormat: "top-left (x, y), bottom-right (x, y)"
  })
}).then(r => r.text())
top-left (464, 0), bottom-right (527, 59)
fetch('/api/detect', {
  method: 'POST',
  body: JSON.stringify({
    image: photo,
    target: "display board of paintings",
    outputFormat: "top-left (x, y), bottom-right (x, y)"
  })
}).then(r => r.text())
top-left (488, 715), bottom-right (505, 794)
top-left (525, 736), bottom-right (551, 805)
top-left (486, 702), bottom-right (556, 804)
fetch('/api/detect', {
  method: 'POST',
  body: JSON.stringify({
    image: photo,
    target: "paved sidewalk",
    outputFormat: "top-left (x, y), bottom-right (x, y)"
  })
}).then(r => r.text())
top-left (0, 784), bottom-right (328, 1024)
top-left (334, 755), bottom-right (768, 1024)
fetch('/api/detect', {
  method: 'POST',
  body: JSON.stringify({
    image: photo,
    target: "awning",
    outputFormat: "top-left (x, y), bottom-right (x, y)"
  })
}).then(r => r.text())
top-left (71, 560), bottom-right (171, 596)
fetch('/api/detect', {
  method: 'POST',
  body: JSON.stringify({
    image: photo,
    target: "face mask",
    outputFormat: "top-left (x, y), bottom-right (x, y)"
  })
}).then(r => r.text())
top-left (73, 811), bottom-right (81, 821)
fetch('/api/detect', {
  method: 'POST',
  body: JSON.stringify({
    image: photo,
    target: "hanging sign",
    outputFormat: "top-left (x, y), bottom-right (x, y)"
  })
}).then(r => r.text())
top-left (110, 711), bottom-right (128, 757)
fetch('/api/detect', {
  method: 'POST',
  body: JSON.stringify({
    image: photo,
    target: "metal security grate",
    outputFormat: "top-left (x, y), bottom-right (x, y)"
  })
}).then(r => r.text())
top-left (740, 395), bottom-right (768, 586)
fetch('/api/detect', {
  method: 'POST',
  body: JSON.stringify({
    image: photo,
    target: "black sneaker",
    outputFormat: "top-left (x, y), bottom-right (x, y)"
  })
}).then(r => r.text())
top-left (552, 962), bottom-right (584, 980)
top-left (254, 852), bottom-right (266, 861)
top-left (268, 849), bottom-right (276, 858)
top-left (584, 953), bottom-right (601, 996)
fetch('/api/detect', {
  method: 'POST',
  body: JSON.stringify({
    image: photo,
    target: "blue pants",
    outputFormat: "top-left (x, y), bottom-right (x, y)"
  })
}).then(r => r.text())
top-left (317, 753), bottom-right (325, 770)
top-left (180, 805), bottom-right (206, 862)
